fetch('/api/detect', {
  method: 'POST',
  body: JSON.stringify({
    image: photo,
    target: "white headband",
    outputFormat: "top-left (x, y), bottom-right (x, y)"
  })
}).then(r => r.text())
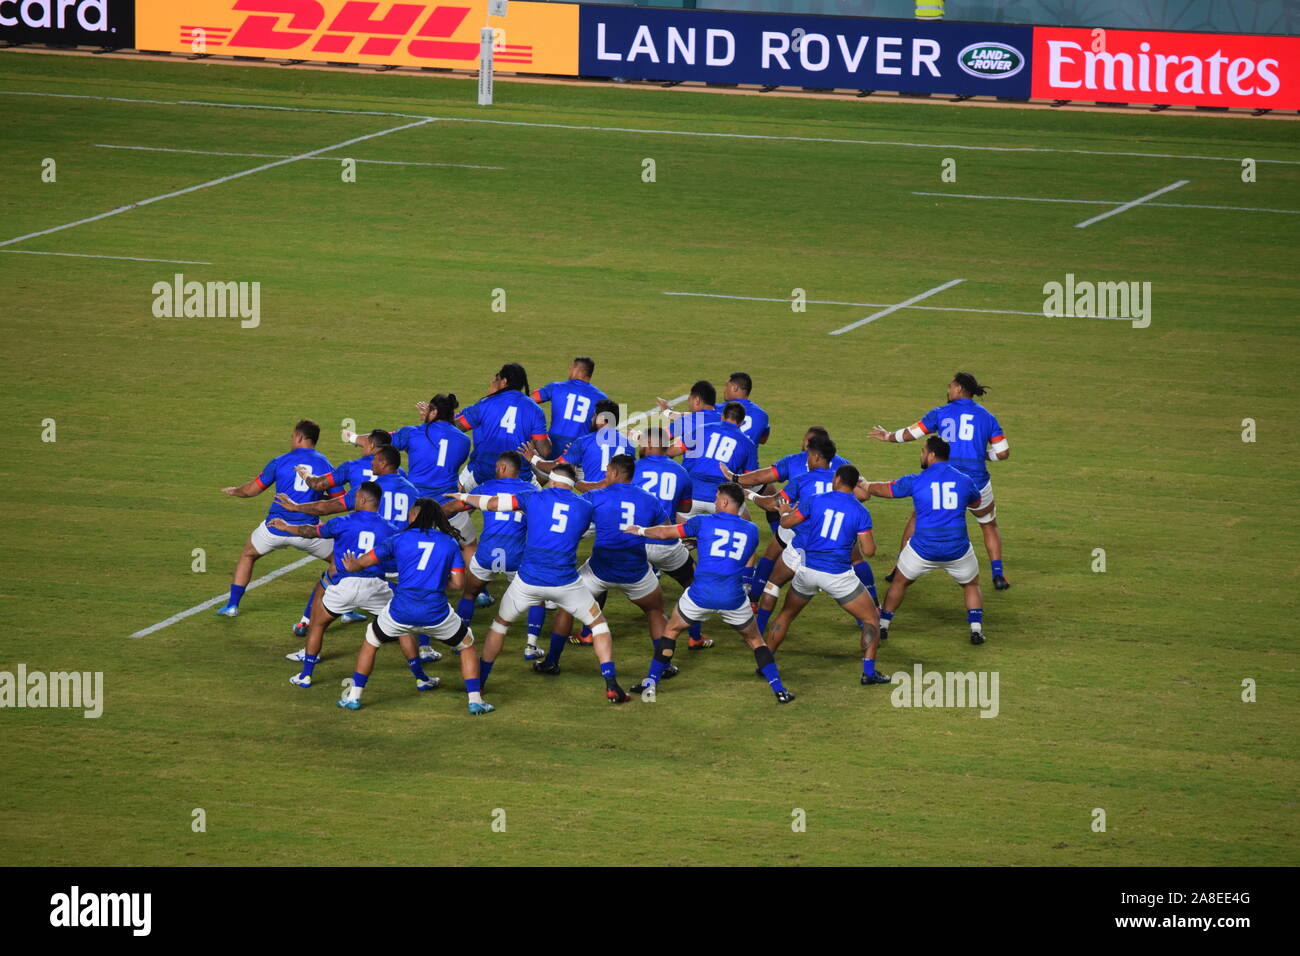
top-left (549, 474), bottom-right (575, 488)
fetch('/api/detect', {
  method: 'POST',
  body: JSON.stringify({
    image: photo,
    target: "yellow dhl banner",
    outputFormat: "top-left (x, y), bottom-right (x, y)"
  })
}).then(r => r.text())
top-left (136, 0), bottom-right (577, 75)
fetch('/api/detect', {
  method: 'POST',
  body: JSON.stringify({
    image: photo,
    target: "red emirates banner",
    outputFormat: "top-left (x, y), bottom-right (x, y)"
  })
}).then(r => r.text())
top-left (1032, 26), bottom-right (1300, 110)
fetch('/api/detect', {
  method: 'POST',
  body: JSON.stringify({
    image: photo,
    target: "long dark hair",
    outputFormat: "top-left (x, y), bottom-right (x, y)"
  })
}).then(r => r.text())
top-left (497, 362), bottom-right (530, 394)
top-left (427, 392), bottom-right (459, 422)
top-left (409, 497), bottom-right (464, 546)
top-left (954, 372), bottom-right (988, 397)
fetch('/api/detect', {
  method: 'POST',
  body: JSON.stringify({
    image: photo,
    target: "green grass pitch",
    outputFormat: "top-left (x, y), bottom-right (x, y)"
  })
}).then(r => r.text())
top-left (1, 50), bottom-right (1297, 866)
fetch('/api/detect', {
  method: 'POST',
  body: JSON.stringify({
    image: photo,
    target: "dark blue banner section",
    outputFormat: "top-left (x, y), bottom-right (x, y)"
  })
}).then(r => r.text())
top-left (579, 6), bottom-right (1032, 96)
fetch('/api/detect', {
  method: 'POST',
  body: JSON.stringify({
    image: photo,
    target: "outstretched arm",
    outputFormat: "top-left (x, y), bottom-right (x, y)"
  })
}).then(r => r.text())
top-left (274, 493), bottom-right (347, 516)
top-left (445, 492), bottom-right (519, 512)
top-left (518, 440), bottom-right (559, 475)
top-left (869, 423), bottom-right (925, 444)
top-left (624, 522), bottom-right (687, 541)
top-left (221, 478), bottom-right (265, 498)
top-left (860, 482), bottom-right (895, 500)
top-left (777, 497), bottom-right (805, 529)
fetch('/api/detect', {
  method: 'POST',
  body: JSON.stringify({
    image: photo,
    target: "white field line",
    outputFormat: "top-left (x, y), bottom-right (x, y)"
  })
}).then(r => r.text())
top-left (913, 190), bottom-right (1300, 215)
top-left (829, 278), bottom-right (966, 335)
top-left (1, 249), bottom-right (212, 264)
top-left (625, 394), bottom-right (688, 431)
top-left (0, 117), bottom-right (435, 249)
top-left (4, 89), bottom-right (1299, 166)
top-left (128, 555), bottom-right (318, 639)
top-left (662, 290), bottom-right (1131, 320)
top-left (1073, 179), bottom-right (1190, 228)
top-left (94, 143), bottom-right (503, 170)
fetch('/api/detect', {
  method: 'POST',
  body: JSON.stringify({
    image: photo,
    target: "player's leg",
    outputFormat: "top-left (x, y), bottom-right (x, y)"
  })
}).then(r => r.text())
top-left (849, 541), bottom-right (879, 608)
top-left (455, 565), bottom-right (490, 623)
top-left (884, 511), bottom-right (917, 584)
top-left (763, 586), bottom-right (811, 653)
top-left (216, 534), bottom-right (264, 617)
top-left (422, 610), bottom-right (493, 714)
top-left (624, 567), bottom-right (667, 651)
top-left (536, 605), bottom-right (575, 673)
top-left (481, 578), bottom-right (533, 689)
top-left (736, 614), bottom-right (793, 703)
top-left (971, 482), bottom-right (1008, 590)
top-left (878, 574), bottom-right (912, 640)
top-left (633, 603), bottom-right (691, 693)
top-left (946, 546), bottom-right (986, 644)
top-left (756, 554), bottom-right (796, 636)
top-left (841, 590), bottom-right (887, 685)
top-left (291, 587), bottom-right (339, 687)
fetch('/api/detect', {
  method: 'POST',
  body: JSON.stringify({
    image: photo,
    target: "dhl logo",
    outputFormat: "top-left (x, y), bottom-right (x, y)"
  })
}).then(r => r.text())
top-left (181, 0), bottom-right (532, 65)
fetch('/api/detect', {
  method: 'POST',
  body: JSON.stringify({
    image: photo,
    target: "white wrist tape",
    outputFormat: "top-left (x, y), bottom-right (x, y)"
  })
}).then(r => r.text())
top-left (341, 429), bottom-right (357, 444)
top-left (493, 494), bottom-right (511, 510)
top-left (745, 488), bottom-right (760, 500)
top-left (531, 454), bottom-right (543, 465)
top-left (893, 428), bottom-right (908, 443)
top-left (988, 439), bottom-right (1009, 459)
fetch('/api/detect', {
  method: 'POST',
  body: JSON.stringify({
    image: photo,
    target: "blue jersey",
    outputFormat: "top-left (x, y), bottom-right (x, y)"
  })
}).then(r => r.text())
top-left (917, 398), bottom-right (1004, 486)
top-left (560, 427), bottom-right (635, 484)
top-left (732, 398), bottom-right (771, 444)
top-left (472, 476), bottom-right (534, 574)
top-left (586, 483), bottom-right (667, 583)
top-left (771, 450), bottom-right (852, 484)
top-left (533, 378), bottom-right (608, 456)
top-left (890, 462), bottom-right (981, 562)
top-left (681, 420), bottom-right (758, 501)
top-left (458, 390), bottom-right (549, 484)
top-left (670, 406), bottom-right (721, 449)
top-left (390, 421), bottom-right (470, 497)
top-left (682, 512), bottom-right (759, 609)
top-left (344, 472), bottom-right (422, 527)
top-left (372, 528), bottom-right (463, 626)
top-left (514, 487), bottom-right (594, 587)
top-left (780, 467), bottom-right (839, 547)
top-left (795, 490), bottom-right (872, 574)
top-left (318, 511), bottom-right (399, 583)
top-left (327, 454), bottom-right (375, 492)
top-left (256, 448), bottom-right (335, 536)
top-left (633, 454), bottom-right (694, 528)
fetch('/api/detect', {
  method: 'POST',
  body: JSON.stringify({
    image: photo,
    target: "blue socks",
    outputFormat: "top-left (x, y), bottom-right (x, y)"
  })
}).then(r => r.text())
top-left (968, 608), bottom-right (984, 633)
top-left (457, 596), bottom-right (475, 623)
top-left (600, 661), bottom-right (616, 681)
top-left (759, 661), bottom-right (785, 693)
top-left (879, 609), bottom-right (894, 633)
top-left (688, 620), bottom-right (702, 640)
top-left (527, 604), bottom-right (546, 638)
top-left (302, 588), bottom-right (316, 620)
top-left (741, 566), bottom-right (755, 594)
top-left (417, 633), bottom-right (432, 649)
top-left (545, 632), bottom-right (568, 666)
top-left (407, 657), bottom-right (429, 681)
top-left (853, 561), bottom-right (879, 605)
top-left (991, 559), bottom-right (1004, 578)
top-left (228, 584), bottom-right (246, 608)
top-left (301, 653), bottom-right (320, 678)
top-left (352, 672), bottom-right (368, 688)
top-left (480, 659), bottom-right (495, 688)
top-left (466, 677), bottom-right (482, 695)
top-left (756, 607), bottom-right (771, 636)
top-left (862, 657), bottom-right (876, 678)
top-left (749, 556), bottom-right (775, 602)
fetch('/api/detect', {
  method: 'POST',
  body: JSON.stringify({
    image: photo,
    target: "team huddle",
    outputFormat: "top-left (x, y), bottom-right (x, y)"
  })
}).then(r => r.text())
top-left (216, 359), bottom-right (1011, 714)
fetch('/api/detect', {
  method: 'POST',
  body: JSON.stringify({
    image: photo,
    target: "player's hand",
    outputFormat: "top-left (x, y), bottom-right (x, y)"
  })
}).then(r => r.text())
top-left (868, 425), bottom-right (891, 442)
top-left (623, 525), bottom-right (644, 537)
top-left (517, 439), bottom-right (537, 461)
top-left (718, 463), bottom-right (737, 481)
top-left (220, 486), bottom-right (239, 496)
top-left (776, 496), bottom-right (792, 514)
top-left (274, 492), bottom-right (303, 511)
top-left (341, 549), bottom-right (362, 572)
top-left (267, 518), bottom-right (290, 532)
top-left (444, 492), bottom-right (470, 503)
top-left (340, 429), bottom-right (358, 445)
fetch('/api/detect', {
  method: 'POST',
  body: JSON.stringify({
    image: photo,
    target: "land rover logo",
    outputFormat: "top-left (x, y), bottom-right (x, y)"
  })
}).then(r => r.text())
top-left (957, 42), bottom-right (1024, 79)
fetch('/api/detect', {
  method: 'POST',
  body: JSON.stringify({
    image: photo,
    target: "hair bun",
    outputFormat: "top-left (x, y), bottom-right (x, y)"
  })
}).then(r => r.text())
top-left (448, 393), bottom-right (457, 405)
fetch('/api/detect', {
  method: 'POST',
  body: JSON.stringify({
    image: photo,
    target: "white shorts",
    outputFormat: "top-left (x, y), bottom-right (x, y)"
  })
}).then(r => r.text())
top-left (676, 588), bottom-right (753, 628)
top-left (579, 561), bottom-right (660, 602)
top-left (686, 498), bottom-right (716, 516)
top-left (970, 480), bottom-right (994, 512)
top-left (776, 524), bottom-right (796, 548)
top-left (896, 543), bottom-right (980, 584)
top-left (458, 466), bottom-right (479, 492)
top-left (249, 522), bottom-right (334, 560)
top-left (647, 540), bottom-right (690, 573)
top-left (371, 604), bottom-right (465, 645)
top-left (791, 566), bottom-right (864, 605)
top-left (322, 576), bottom-right (394, 616)
top-left (468, 552), bottom-right (516, 583)
top-left (498, 576), bottom-right (600, 626)
top-left (449, 508), bottom-right (478, 543)
top-left (779, 544), bottom-right (804, 573)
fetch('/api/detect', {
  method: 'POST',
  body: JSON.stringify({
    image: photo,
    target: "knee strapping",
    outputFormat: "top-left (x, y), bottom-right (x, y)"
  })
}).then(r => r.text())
top-left (590, 621), bottom-right (610, 636)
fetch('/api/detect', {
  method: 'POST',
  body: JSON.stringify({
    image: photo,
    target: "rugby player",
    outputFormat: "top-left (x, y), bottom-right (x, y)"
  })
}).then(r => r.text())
top-left (455, 363), bottom-right (549, 489)
top-left (624, 483), bottom-right (793, 704)
top-left (762, 466), bottom-right (890, 685)
top-left (861, 436), bottom-right (988, 645)
top-left (266, 481), bottom-right (399, 687)
top-left (722, 371), bottom-right (771, 446)
top-left (531, 356), bottom-right (608, 460)
top-left (443, 451), bottom-right (549, 659)
top-left (338, 499), bottom-right (493, 714)
top-left (216, 420), bottom-right (335, 620)
top-left (869, 371), bottom-right (1011, 590)
top-left (446, 464), bottom-right (629, 703)
top-left (633, 428), bottom-right (695, 589)
top-left (525, 399), bottom-right (635, 486)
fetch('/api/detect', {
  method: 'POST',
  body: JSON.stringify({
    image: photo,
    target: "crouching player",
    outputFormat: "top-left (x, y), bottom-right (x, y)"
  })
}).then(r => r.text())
top-left (337, 499), bottom-right (494, 714)
top-left (444, 451), bottom-right (549, 658)
top-left (267, 481), bottom-right (398, 687)
top-left (762, 466), bottom-right (889, 685)
top-left (445, 464), bottom-right (629, 704)
top-left (861, 436), bottom-right (987, 645)
top-left (624, 483), bottom-right (793, 704)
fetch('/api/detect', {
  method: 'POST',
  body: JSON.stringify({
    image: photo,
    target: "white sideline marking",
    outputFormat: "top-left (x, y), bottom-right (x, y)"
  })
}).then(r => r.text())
top-left (94, 143), bottom-right (504, 170)
top-left (129, 555), bottom-right (318, 639)
top-left (1074, 179), bottom-right (1190, 228)
top-left (0, 117), bottom-right (435, 249)
top-left (664, 290), bottom-right (1046, 317)
top-left (4, 89), bottom-right (1300, 165)
top-left (1, 249), bottom-right (212, 265)
top-left (625, 394), bottom-right (688, 430)
top-left (829, 279), bottom-right (966, 335)
top-left (914, 190), bottom-right (1300, 216)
